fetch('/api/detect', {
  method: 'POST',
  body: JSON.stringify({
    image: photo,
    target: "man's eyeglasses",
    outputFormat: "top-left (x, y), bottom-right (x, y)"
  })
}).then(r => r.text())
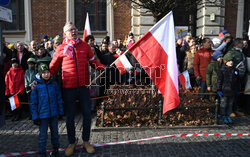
top-left (66, 28), bottom-right (78, 32)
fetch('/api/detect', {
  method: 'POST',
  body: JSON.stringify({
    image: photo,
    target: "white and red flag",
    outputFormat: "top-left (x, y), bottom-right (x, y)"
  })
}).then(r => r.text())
top-left (9, 94), bottom-right (20, 111)
top-left (115, 53), bottom-right (133, 75)
top-left (129, 11), bottom-right (179, 114)
top-left (178, 70), bottom-right (191, 90)
top-left (83, 12), bottom-right (91, 41)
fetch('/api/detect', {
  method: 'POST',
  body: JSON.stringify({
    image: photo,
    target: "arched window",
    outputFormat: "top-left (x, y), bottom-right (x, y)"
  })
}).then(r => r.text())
top-left (75, 0), bottom-right (106, 32)
top-left (3, 0), bottom-right (25, 31)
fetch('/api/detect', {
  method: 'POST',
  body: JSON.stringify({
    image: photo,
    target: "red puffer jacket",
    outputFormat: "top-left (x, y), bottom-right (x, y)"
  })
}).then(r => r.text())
top-left (193, 48), bottom-right (214, 82)
top-left (50, 40), bottom-right (106, 88)
top-left (5, 67), bottom-right (25, 95)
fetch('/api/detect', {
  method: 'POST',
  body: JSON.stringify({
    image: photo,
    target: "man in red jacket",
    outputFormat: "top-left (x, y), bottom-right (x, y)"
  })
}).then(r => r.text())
top-left (193, 38), bottom-right (214, 99)
top-left (50, 22), bottom-right (106, 156)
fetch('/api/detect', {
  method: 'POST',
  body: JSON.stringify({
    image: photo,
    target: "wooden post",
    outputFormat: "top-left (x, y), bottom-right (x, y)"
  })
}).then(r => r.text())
top-left (158, 100), bottom-right (163, 125)
top-left (101, 102), bottom-right (105, 127)
top-left (215, 99), bottom-right (219, 125)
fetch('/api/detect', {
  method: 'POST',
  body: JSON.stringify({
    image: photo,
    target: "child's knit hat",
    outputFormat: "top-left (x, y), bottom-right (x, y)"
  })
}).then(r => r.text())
top-left (38, 64), bottom-right (49, 75)
top-left (7, 44), bottom-right (14, 50)
top-left (10, 58), bottom-right (18, 64)
top-left (223, 55), bottom-right (233, 62)
top-left (27, 58), bottom-right (36, 64)
top-left (42, 34), bottom-right (48, 39)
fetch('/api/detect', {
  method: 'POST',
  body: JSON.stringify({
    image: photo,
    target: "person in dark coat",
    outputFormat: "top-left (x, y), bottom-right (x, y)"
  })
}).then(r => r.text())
top-left (12, 42), bottom-right (32, 70)
top-left (98, 43), bottom-right (120, 90)
top-left (217, 55), bottom-right (241, 124)
top-left (178, 35), bottom-right (191, 72)
top-left (85, 35), bottom-right (102, 111)
top-left (33, 46), bottom-right (52, 72)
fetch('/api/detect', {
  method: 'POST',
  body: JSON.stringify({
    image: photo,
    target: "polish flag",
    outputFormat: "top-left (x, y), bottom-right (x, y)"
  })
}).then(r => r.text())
top-left (129, 11), bottom-right (179, 113)
top-left (9, 94), bottom-right (20, 111)
top-left (115, 54), bottom-right (133, 75)
top-left (83, 12), bottom-right (91, 41)
top-left (178, 70), bottom-right (191, 90)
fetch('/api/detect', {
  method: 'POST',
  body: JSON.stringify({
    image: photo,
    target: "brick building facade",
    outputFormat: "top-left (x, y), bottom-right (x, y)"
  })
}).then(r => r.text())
top-left (224, 0), bottom-right (238, 38)
top-left (2, 0), bottom-right (250, 44)
top-left (32, 0), bottom-right (66, 41)
top-left (113, 0), bottom-right (131, 41)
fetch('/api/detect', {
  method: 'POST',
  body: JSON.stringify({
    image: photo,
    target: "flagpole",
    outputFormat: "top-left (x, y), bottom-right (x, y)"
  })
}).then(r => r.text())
top-left (88, 49), bottom-right (130, 86)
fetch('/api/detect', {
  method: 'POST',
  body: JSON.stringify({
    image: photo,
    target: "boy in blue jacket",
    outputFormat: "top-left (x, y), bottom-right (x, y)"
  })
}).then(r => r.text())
top-left (30, 64), bottom-right (63, 157)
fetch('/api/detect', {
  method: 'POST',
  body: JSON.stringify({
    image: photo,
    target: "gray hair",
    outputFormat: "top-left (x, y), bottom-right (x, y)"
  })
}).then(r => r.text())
top-left (63, 22), bottom-right (74, 33)
top-left (16, 41), bottom-right (24, 46)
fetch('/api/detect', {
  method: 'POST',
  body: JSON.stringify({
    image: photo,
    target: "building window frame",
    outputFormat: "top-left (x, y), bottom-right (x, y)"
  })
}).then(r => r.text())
top-left (2, 0), bottom-right (25, 32)
top-left (75, 0), bottom-right (106, 32)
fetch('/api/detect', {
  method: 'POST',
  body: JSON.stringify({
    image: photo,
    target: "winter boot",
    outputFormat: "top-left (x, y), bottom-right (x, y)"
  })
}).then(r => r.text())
top-left (83, 141), bottom-right (95, 153)
top-left (227, 116), bottom-right (233, 123)
top-left (65, 138), bottom-right (78, 156)
top-left (221, 116), bottom-right (228, 124)
top-left (230, 112), bottom-right (236, 117)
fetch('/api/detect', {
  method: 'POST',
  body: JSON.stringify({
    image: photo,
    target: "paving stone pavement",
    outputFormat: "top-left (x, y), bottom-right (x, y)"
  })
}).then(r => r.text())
top-left (0, 114), bottom-right (250, 157)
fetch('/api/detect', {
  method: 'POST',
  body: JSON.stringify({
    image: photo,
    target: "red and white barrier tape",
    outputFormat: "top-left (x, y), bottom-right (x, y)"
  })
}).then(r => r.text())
top-left (1, 133), bottom-right (249, 157)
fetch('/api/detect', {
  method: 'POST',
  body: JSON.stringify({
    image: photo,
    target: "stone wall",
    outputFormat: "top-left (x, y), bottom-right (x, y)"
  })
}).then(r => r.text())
top-left (131, 5), bottom-right (154, 41)
top-left (196, 0), bottom-right (225, 38)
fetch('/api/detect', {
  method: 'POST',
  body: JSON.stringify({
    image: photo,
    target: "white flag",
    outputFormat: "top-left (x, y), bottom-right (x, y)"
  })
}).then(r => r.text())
top-left (83, 12), bottom-right (91, 41)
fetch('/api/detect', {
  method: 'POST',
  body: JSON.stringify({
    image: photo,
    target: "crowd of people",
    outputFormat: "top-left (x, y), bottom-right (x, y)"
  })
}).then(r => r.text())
top-left (176, 31), bottom-right (250, 124)
top-left (0, 22), bottom-right (250, 156)
top-left (0, 22), bottom-right (145, 156)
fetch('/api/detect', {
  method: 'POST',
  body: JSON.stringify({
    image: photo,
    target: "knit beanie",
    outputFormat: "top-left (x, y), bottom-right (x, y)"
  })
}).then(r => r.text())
top-left (222, 30), bottom-right (228, 35)
top-left (8, 44), bottom-right (14, 50)
top-left (223, 55), bottom-right (233, 62)
top-left (53, 35), bottom-right (61, 41)
top-left (27, 58), bottom-right (36, 64)
top-left (10, 58), bottom-right (19, 64)
top-left (212, 51), bottom-right (223, 60)
top-left (42, 34), bottom-right (48, 39)
top-left (38, 64), bottom-right (49, 75)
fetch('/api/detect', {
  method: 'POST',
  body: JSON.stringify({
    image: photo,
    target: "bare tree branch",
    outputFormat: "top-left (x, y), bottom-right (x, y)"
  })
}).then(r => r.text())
top-left (117, 0), bottom-right (228, 21)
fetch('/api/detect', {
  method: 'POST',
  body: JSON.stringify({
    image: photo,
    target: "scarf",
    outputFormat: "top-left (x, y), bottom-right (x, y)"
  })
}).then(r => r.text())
top-left (63, 38), bottom-right (81, 58)
top-left (16, 51), bottom-right (23, 64)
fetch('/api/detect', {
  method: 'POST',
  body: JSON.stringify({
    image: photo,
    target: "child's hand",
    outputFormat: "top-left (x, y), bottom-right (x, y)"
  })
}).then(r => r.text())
top-left (217, 91), bottom-right (223, 97)
top-left (207, 87), bottom-right (211, 91)
top-left (31, 80), bottom-right (37, 90)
